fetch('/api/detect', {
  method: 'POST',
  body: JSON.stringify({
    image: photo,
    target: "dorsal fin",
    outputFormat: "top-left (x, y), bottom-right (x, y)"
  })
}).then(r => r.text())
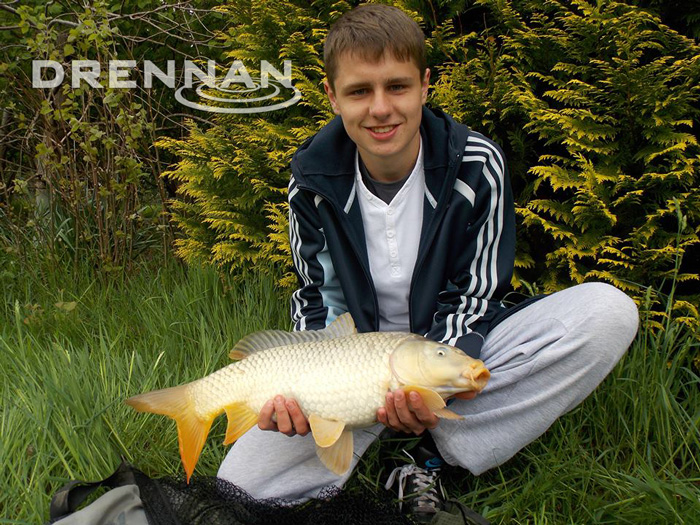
top-left (229, 313), bottom-right (357, 359)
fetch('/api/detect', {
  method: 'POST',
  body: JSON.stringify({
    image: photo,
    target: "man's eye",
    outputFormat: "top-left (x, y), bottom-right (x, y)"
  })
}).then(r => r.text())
top-left (389, 85), bottom-right (406, 92)
top-left (351, 89), bottom-right (367, 96)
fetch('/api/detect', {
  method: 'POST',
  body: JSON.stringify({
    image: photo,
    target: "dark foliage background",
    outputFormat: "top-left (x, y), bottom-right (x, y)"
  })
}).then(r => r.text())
top-left (2, 0), bottom-right (698, 331)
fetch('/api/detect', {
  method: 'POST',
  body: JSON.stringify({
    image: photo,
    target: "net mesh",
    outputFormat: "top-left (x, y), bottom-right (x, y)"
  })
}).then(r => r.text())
top-left (134, 470), bottom-right (414, 525)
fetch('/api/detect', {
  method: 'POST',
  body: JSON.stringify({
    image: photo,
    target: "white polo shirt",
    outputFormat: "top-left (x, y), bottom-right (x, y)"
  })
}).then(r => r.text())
top-left (355, 140), bottom-right (425, 332)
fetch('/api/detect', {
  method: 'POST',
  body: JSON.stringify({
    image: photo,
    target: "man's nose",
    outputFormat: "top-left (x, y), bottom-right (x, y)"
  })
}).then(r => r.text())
top-left (369, 90), bottom-right (391, 119)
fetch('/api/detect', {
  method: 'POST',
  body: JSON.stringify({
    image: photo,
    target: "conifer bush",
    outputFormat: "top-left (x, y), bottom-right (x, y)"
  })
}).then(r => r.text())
top-left (159, 0), bottom-right (427, 287)
top-left (432, 0), bottom-right (700, 327)
top-left (158, 0), bottom-right (345, 287)
top-left (163, 0), bottom-right (699, 331)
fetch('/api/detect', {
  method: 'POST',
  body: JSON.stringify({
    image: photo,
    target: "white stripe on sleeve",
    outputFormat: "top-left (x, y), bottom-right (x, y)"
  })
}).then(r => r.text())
top-left (444, 136), bottom-right (505, 342)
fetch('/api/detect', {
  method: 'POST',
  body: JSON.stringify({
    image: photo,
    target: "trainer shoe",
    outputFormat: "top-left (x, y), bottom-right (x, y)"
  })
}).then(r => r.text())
top-left (384, 447), bottom-right (446, 523)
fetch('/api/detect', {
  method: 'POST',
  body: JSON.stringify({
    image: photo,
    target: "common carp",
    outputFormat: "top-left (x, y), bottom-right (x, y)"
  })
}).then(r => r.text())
top-left (126, 313), bottom-right (490, 481)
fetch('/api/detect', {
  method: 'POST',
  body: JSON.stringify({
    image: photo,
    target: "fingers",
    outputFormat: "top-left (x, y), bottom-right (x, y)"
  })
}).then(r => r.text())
top-left (285, 398), bottom-right (310, 436)
top-left (257, 399), bottom-right (277, 431)
top-left (379, 392), bottom-right (411, 433)
top-left (378, 390), bottom-right (439, 435)
top-left (273, 396), bottom-right (296, 436)
top-left (258, 396), bottom-right (310, 437)
top-left (406, 391), bottom-right (439, 429)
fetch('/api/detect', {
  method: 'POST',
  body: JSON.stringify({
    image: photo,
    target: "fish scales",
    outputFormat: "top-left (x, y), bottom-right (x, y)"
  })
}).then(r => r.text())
top-left (190, 332), bottom-right (401, 426)
top-left (126, 313), bottom-right (491, 481)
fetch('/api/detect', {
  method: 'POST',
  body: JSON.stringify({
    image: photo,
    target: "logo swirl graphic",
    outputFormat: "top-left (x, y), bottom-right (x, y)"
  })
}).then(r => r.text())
top-left (175, 64), bottom-right (301, 114)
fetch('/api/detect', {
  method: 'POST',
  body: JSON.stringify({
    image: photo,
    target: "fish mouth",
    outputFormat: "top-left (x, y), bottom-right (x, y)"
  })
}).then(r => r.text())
top-left (458, 364), bottom-right (490, 392)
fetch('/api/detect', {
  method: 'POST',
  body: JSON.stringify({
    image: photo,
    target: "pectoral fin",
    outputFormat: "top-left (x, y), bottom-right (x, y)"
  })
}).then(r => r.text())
top-left (315, 429), bottom-right (354, 475)
top-left (223, 403), bottom-right (259, 445)
top-left (308, 414), bottom-right (345, 448)
top-left (434, 408), bottom-right (464, 420)
top-left (400, 385), bottom-right (446, 412)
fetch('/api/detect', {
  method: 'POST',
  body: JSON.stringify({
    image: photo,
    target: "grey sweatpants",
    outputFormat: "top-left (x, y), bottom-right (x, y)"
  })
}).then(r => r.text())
top-left (217, 283), bottom-right (639, 501)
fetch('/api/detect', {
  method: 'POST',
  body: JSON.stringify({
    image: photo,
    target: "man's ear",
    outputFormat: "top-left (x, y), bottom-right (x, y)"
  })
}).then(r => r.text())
top-left (421, 68), bottom-right (431, 104)
top-left (324, 80), bottom-right (340, 115)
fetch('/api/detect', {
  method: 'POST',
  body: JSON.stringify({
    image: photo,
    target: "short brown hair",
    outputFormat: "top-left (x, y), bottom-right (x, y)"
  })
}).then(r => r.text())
top-left (324, 4), bottom-right (427, 91)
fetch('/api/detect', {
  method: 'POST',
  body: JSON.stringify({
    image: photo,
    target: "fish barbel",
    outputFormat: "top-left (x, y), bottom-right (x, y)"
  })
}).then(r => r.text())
top-left (126, 313), bottom-right (490, 481)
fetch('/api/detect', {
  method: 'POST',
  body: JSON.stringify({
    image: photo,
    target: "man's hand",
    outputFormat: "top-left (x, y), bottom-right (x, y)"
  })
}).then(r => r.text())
top-left (376, 390), bottom-right (478, 435)
top-left (377, 390), bottom-right (438, 435)
top-left (258, 395), bottom-right (310, 437)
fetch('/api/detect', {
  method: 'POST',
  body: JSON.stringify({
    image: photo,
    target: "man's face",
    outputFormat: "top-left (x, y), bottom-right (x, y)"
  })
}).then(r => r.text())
top-left (324, 50), bottom-right (430, 180)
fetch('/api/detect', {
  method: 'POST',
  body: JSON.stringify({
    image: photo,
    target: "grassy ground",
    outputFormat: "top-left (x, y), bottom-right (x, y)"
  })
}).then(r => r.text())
top-left (1, 257), bottom-right (698, 524)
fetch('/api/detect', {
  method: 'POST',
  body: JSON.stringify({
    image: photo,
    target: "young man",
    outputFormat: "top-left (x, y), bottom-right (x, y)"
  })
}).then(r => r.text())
top-left (218, 4), bottom-right (639, 522)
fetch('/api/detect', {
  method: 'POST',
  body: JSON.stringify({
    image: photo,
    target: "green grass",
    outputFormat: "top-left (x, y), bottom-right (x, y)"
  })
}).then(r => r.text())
top-left (0, 257), bottom-right (290, 523)
top-left (1, 257), bottom-right (698, 523)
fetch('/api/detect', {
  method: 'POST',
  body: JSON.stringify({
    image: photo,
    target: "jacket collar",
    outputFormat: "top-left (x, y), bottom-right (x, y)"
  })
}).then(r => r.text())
top-left (290, 106), bottom-right (470, 207)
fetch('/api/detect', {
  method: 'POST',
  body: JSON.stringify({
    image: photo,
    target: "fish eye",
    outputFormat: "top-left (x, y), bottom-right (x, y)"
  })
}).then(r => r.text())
top-left (436, 348), bottom-right (446, 357)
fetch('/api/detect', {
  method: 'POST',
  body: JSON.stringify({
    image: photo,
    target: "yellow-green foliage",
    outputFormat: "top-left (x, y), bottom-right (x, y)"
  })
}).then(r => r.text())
top-left (163, 0), bottom-right (699, 330)
top-left (158, 0), bottom-right (348, 287)
top-left (432, 0), bottom-right (700, 328)
top-left (159, 0), bottom-right (428, 288)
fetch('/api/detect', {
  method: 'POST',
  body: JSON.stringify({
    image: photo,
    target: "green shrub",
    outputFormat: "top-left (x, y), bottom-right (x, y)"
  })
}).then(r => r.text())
top-left (162, 0), bottom-right (699, 332)
top-left (158, 0), bottom-right (351, 287)
top-left (0, 0), bottom-right (227, 273)
top-left (432, 0), bottom-right (700, 329)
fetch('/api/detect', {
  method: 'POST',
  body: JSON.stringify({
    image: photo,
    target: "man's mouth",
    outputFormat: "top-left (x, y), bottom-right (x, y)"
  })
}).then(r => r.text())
top-left (368, 125), bottom-right (397, 134)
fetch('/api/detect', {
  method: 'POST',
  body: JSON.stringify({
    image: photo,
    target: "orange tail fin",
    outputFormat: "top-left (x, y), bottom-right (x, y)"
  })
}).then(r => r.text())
top-left (126, 384), bottom-right (213, 483)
